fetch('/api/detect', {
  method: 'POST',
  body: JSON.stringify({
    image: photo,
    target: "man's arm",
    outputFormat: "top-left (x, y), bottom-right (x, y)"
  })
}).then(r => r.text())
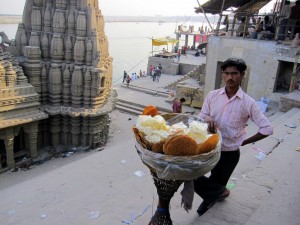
top-left (242, 101), bottom-right (273, 146)
top-left (241, 132), bottom-right (268, 146)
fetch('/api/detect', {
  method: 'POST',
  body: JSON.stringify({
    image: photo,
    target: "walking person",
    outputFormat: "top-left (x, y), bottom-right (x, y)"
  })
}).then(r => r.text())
top-left (126, 73), bottom-right (131, 87)
top-left (177, 49), bottom-right (181, 62)
top-left (194, 58), bottom-right (273, 216)
top-left (149, 65), bottom-right (154, 76)
top-left (122, 71), bottom-right (127, 83)
top-left (152, 70), bottom-right (156, 82)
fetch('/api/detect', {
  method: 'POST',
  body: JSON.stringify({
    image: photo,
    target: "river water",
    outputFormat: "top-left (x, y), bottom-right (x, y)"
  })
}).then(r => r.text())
top-left (0, 21), bottom-right (207, 83)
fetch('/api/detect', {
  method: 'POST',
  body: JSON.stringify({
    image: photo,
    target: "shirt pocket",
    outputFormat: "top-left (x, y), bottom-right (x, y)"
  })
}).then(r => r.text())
top-left (228, 112), bottom-right (241, 128)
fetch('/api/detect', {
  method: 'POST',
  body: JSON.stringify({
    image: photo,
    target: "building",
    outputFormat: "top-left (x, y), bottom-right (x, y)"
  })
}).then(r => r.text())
top-left (0, 0), bottom-right (116, 171)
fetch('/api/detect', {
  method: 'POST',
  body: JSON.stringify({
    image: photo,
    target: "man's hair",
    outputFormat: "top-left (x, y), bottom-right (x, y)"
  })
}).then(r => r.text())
top-left (221, 58), bottom-right (247, 73)
top-left (180, 98), bottom-right (186, 103)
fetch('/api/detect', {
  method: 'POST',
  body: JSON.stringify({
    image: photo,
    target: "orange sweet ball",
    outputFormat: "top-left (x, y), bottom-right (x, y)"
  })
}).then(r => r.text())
top-left (142, 105), bottom-right (159, 117)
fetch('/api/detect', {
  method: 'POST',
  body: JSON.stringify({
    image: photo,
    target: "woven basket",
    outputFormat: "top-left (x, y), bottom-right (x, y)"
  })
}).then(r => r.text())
top-left (133, 113), bottom-right (221, 180)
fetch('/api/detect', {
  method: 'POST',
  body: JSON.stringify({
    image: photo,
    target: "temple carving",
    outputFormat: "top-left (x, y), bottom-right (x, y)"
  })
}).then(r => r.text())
top-left (0, 0), bottom-right (116, 171)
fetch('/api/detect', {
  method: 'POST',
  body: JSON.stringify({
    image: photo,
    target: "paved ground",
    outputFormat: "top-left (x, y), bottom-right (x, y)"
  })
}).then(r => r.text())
top-left (1, 64), bottom-right (300, 225)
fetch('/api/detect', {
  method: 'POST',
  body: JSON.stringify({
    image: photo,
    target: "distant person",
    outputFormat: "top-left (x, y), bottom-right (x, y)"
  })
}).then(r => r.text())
top-left (236, 17), bottom-right (247, 37)
top-left (126, 74), bottom-right (131, 87)
top-left (261, 15), bottom-right (275, 33)
top-left (139, 70), bottom-right (143, 78)
top-left (255, 17), bottom-right (262, 32)
top-left (149, 65), bottom-right (154, 76)
top-left (152, 69), bottom-right (156, 82)
top-left (122, 71), bottom-right (127, 83)
top-left (158, 63), bottom-right (162, 70)
top-left (155, 66), bottom-right (161, 82)
top-left (278, 1), bottom-right (291, 40)
top-left (177, 49), bottom-right (181, 62)
top-left (172, 98), bottom-right (185, 113)
top-left (286, 0), bottom-right (300, 40)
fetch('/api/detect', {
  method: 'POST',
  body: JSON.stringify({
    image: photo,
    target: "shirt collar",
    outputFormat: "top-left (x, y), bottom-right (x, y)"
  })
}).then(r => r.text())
top-left (220, 86), bottom-right (244, 99)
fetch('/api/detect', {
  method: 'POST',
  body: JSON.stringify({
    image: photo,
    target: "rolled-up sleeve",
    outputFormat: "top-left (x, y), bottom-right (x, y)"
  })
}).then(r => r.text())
top-left (251, 102), bottom-right (273, 136)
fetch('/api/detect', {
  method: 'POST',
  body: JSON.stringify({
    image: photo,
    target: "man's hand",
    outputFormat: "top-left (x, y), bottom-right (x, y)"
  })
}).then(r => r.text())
top-left (205, 117), bottom-right (217, 133)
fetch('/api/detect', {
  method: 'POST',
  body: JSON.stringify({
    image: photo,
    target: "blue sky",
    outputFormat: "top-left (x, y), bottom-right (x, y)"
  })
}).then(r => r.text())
top-left (0, 0), bottom-right (275, 16)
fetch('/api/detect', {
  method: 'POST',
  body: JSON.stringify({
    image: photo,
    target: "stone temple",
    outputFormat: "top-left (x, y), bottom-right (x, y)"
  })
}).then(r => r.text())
top-left (0, 0), bottom-right (116, 171)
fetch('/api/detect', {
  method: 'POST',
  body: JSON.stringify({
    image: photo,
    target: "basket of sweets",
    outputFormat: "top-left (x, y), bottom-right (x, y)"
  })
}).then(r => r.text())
top-left (132, 109), bottom-right (221, 181)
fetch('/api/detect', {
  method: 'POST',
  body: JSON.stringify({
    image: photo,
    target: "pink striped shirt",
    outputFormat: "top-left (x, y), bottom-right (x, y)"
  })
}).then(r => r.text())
top-left (199, 87), bottom-right (273, 152)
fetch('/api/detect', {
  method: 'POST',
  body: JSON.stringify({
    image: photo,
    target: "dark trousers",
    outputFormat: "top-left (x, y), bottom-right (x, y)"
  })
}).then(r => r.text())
top-left (194, 150), bottom-right (240, 202)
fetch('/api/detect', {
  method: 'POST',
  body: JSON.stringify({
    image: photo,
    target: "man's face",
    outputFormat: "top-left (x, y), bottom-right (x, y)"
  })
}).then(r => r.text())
top-left (222, 66), bottom-right (244, 88)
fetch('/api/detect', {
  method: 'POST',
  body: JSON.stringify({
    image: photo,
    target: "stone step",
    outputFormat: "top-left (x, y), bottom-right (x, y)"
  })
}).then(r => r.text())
top-left (116, 101), bottom-right (144, 113)
top-left (115, 104), bottom-right (142, 115)
top-left (115, 99), bottom-right (172, 116)
top-left (120, 84), bottom-right (170, 97)
top-left (245, 108), bottom-right (300, 136)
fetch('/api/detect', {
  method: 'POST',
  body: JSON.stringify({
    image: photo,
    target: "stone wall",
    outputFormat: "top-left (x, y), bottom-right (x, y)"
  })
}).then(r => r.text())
top-left (205, 36), bottom-right (280, 101)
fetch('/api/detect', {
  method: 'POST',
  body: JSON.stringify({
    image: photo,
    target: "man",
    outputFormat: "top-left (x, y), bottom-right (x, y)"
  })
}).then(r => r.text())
top-left (195, 58), bottom-right (273, 216)
top-left (286, 0), bottom-right (300, 40)
top-left (235, 17), bottom-right (247, 37)
top-left (172, 98), bottom-right (185, 113)
top-left (278, 1), bottom-right (291, 40)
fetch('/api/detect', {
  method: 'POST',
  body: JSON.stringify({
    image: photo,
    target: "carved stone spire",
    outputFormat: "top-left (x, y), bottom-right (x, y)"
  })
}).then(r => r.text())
top-left (62, 65), bottom-right (71, 106)
top-left (0, 62), bottom-right (5, 87)
top-left (31, 6), bottom-right (42, 31)
top-left (71, 66), bottom-right (83, 108)
top-left (5, 62), bottom-right (17, 87)
top-left (16, 67), bottom-right (29, 85)
top-left (48, 63), bottom-right (62, 107)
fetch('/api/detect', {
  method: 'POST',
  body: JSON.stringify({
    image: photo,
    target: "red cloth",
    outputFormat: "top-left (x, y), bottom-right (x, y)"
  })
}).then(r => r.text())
top-left (195, 35), bottom-right (200, 43)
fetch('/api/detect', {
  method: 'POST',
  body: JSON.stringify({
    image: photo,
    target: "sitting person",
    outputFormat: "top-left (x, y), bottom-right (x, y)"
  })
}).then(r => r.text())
top-left (260, 15), bottom-right (275, 33)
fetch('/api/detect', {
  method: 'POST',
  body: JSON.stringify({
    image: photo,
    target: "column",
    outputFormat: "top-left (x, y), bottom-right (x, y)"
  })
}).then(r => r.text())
top-left (28, 123), bottom-right (38, 159)
top-left (71, 117), bottom-right (81, 147)
top-left (4, 132), bottom-right (15, 169)
top-left (193, 35), bottom-right (196, 49)
top-left (185, 35), bottom-right (189, 48)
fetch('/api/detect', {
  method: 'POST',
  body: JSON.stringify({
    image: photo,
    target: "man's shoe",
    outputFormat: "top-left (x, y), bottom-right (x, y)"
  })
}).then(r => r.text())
top-left (197, 200), bottom-right (214, 216)
top-left (197, 189), bottom-right (230, 216)
top-left (217, 188), bottom-right (230, 202)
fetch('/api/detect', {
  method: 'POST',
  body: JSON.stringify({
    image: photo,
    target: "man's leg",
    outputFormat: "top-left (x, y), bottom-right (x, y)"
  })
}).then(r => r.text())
top-left (194, 150), bottom-right (240, 215)
top-left (289, 20), bottom-right (297, 40)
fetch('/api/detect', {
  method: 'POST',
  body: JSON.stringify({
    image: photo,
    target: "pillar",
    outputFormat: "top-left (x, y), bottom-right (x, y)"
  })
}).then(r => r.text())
top-left (4, 131), bottom-right (15, 169)
top-left (28, 123), bottom-right (38, 159)
top-left (71, 117), bottom-right (81, 147)
top-left (193, 35), bottom-right (196, 49)
top-left (185, 35), bottom-right (189, 48)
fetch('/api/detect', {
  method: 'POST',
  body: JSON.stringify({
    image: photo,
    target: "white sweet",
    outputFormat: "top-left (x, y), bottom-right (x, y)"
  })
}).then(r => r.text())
top-left (187, 121), bottom-right (209, 144)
